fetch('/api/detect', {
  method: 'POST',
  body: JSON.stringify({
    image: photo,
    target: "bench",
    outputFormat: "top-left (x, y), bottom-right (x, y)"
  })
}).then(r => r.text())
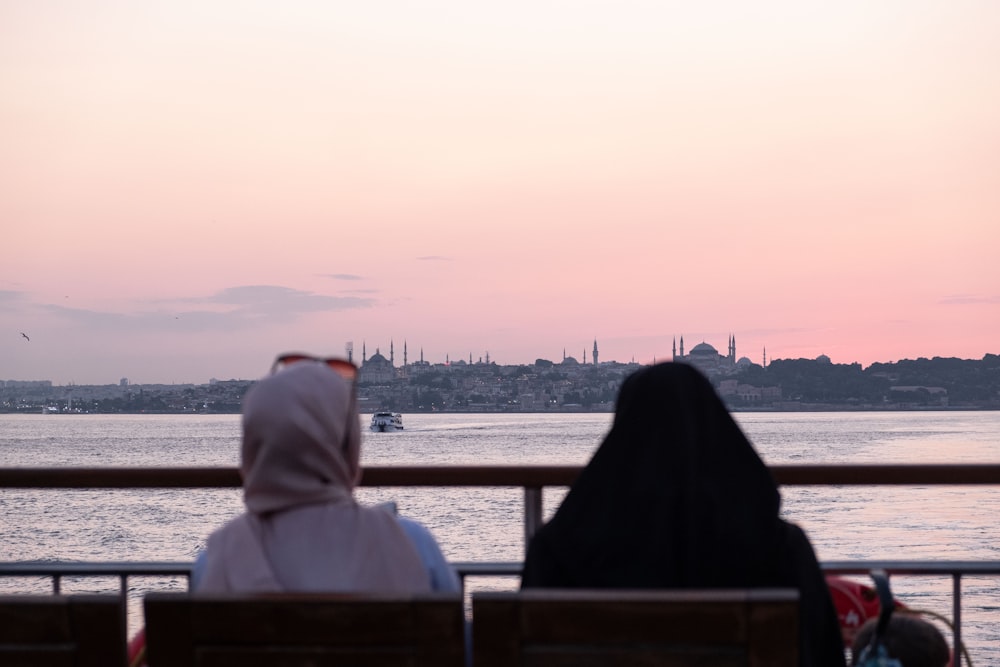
top-left (472, 588), bottom-right (799, 667)
top-left (0, 594), bottom-right (126, 667)
top-left (143, 592), bottom-right (466, 667)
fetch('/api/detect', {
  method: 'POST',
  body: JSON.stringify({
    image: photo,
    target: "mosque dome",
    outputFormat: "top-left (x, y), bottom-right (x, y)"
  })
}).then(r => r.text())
top-left (816, 354), bottom-right (832, 364)
top-left (562, 356), bottom-right (580, 365)
top-left (365, 350), bottom-right (392, 368)
top-left (689, 342), bottom-right (719, 356)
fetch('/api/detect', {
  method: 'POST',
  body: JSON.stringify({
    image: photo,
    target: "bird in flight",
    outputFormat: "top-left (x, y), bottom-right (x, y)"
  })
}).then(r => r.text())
top-left (20, 332), bottom-right (30, 341)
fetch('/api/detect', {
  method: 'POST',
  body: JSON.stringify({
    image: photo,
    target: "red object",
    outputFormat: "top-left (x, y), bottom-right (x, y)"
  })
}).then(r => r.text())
top-left (826, 575), bottom-right (907, 648)
top-left (127, 627), bottom-right (147, 667)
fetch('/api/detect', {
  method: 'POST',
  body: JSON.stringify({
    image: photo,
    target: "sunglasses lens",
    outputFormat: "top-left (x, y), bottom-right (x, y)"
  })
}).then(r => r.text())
top-left (271, 354), bottom-right (307, 374)
top-left (271, 354), bottom-right (357, 381)
top-left (326, 359), bottom-right (357, 382)
top-left (276, 354), bottom-right (310, 366)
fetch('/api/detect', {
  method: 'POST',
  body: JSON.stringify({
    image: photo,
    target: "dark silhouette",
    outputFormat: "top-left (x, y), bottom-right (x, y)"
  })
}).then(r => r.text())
top-left (521, 362), bottom-right (846, 667)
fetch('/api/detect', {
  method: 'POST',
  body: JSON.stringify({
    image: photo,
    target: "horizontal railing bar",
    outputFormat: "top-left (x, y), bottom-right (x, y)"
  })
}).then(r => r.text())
top-left (0, 562), bottom-right (193, 577)
top-left (772, 464), bottom-right (1000, 485)
top-left (456, 562), bottom-right (1000, 578)
top-left (2, 560), bottom-right (999, 578)
top-left (0, 468), bottom-right (242, 488)
top-left (821, 561), bottom-right (1000, 576)
top-left (453, 562), bottom-right (521, 577)
top-left (1, 464), bottom-right (1000, 488)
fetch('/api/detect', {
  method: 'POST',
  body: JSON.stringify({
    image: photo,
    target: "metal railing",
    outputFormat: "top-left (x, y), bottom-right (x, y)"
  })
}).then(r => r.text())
top-left (5, 464), bottom-right (1000, 546)
top-left (3, 464), bottom-right (1000, 659)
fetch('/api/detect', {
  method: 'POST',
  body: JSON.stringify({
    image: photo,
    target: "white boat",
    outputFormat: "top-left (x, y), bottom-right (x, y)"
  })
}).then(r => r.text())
top-left (370, 411), bottom-right (404, 432)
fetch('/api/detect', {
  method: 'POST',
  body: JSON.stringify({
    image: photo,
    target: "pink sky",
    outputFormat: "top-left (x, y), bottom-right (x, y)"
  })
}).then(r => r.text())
top-left (2, 1), bottom-right (998, 385)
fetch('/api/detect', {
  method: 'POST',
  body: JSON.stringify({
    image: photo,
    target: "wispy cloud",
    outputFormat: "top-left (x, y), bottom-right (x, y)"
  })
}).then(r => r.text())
top-left (27, 286), bottom-right (375, 334)
top-left (322, 273), bottom-right (364, 281)
top-left (0, 290), bottom-right (26, 304)
top-left (417, 256), bottom-right (451, 261)
top-left (200, 285), bottom-right (374, 315)
top-left (38, 304), bottom-right (155, 332)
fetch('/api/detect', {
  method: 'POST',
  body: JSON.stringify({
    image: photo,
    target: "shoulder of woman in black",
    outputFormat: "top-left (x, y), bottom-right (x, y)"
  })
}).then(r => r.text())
top-left (778, 521), bottom-right (847, 667)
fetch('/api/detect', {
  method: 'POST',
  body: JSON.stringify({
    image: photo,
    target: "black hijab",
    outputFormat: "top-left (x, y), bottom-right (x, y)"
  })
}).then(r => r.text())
top-left (521, 362), bottom-right (845, 666)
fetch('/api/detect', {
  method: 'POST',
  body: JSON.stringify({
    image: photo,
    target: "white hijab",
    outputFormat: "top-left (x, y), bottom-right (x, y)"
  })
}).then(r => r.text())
top-left (197, 362), bottom-right (429, 593)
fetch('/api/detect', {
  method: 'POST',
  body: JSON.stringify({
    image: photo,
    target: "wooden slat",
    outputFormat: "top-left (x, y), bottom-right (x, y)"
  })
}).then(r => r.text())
top-left (0, 595), bottom-right (126, 667)
top-left (144, 593), bottom-right (465, 667)
top-left (0, 596), bottom-right (72, 642)
top-left (473, 589), bottom-right (799, 667)
top-left (748, 598), bottom-right (800, 667)
top-left (70, 595), bottom-right (129, 667)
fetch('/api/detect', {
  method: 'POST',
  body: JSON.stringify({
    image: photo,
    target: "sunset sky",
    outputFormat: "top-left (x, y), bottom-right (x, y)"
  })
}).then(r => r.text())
top-left (2, 1), bottom-right (998, 385)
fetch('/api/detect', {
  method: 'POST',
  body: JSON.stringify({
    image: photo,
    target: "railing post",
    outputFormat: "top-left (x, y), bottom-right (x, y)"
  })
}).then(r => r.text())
top-left (524, 486), bottom-right (543, 557)
top-left (952, 573), bottom-right (962, 662)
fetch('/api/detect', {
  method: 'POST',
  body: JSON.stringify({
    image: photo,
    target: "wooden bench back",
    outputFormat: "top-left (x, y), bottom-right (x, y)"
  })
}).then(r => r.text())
top-left (473, 588), bottom-right (799, 667)
top-left (143, 592), bottom-right (466, 667)
top-left (0, 594), bottom-right (126, 667)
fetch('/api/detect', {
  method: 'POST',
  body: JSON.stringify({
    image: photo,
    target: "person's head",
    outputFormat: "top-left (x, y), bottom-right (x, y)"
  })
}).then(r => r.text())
top-left (535, 362), bottom-right (784, 587)
top-left (851, 614), bottom-right (950, 667)
top-left (606, 362), bottom-right (779, 513)
top-left (239, 354), bottom-right (360, 515)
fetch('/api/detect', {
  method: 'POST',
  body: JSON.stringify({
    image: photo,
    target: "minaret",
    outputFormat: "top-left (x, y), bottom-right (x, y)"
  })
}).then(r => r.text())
top-left (763, 347), bottom-right (767, 367)
top-left (420, 347), bottom-right (424, 364)
top-left (672, 337), bottom-right (676, 361)
top-left (583, 348), bottom-right (587, 364)
top-left (563, 348), bottom-right (566, 362)
top-left (680, 336), bottom-right (685, 357)
top-left (390, 340), bottom-right (394, 366)
top-left (362, 342), bottom-right (367, 363)
top-left (593, 339), bottom-right (599, 365)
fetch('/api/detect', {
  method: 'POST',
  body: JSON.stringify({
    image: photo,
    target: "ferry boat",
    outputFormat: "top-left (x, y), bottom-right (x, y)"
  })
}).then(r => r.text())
top-left (370, 411), bottom-right (404, 432)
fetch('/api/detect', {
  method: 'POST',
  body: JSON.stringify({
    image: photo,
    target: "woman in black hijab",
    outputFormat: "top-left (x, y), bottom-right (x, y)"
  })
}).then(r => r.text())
top-left (521, 362), bottom-right (845, 667)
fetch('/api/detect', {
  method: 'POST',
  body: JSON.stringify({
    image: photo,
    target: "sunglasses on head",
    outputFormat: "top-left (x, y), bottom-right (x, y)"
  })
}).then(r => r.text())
top-left (270, 353), bottom-right (358, 382)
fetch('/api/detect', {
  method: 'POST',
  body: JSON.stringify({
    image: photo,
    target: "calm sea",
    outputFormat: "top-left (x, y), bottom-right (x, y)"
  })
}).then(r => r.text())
top-left (1, 411), bottom-right (998, 660)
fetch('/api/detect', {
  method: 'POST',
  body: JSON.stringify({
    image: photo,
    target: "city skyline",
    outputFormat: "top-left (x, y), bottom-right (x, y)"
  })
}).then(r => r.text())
top-left (3, 2), bottom-right (998, 385)
top-left (4, 335), bottom-right (996, 387)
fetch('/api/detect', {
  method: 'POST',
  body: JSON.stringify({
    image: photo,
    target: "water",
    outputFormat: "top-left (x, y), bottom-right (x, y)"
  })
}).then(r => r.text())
top-left (1, 411), bottom-right (998, 661)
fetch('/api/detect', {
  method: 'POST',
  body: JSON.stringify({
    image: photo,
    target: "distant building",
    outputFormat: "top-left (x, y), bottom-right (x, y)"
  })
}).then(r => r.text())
top-left (561, 339), bottom-right (600, 366)
top-left (359, 342), bottom-right (396, 384)
top-left (672, 334), bottom-right (753, 377)
top-left (718, 378), bottom-right (782, 402)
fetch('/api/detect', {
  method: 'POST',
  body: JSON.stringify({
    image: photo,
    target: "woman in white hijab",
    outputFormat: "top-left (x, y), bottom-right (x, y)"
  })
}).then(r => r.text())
top-left (196, 355), bottom-right (457, 593)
